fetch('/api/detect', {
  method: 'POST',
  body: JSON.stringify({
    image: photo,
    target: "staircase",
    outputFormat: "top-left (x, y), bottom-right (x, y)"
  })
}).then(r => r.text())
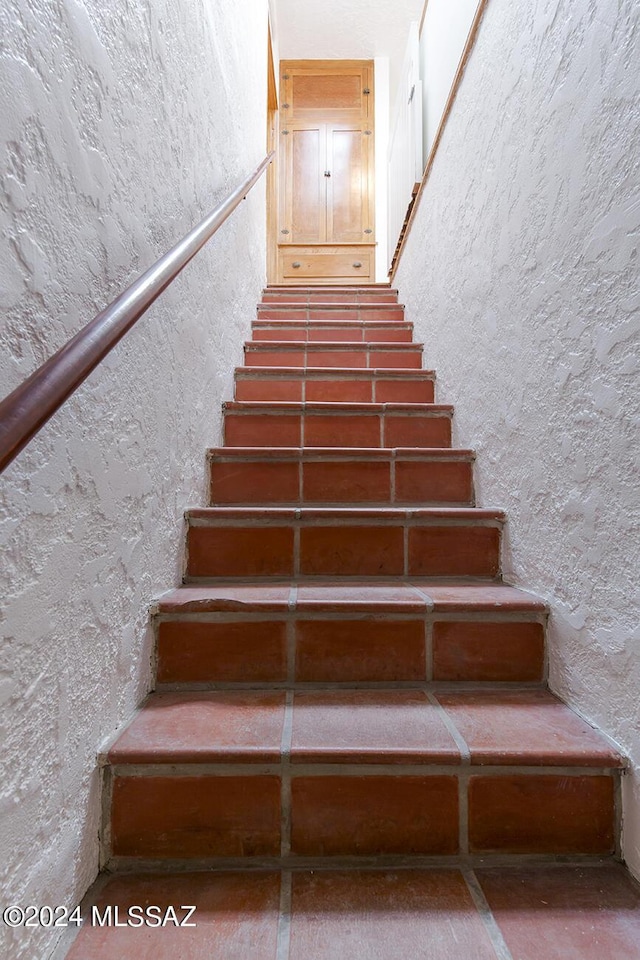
top-left (66, 286), bottom-right (640, 959)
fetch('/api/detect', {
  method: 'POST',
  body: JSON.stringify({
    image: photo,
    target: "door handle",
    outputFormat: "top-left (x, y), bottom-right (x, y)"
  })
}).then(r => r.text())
top-left (324, 170), bottom-right (331, 177)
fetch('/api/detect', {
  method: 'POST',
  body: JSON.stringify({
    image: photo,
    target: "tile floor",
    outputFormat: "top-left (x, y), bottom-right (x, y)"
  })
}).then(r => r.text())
top-left (66, 864), bottom-right (640, 959)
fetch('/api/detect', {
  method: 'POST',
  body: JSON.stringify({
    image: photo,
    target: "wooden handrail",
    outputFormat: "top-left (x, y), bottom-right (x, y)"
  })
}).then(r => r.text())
top-left (0, 152), bottom-right (274, 475)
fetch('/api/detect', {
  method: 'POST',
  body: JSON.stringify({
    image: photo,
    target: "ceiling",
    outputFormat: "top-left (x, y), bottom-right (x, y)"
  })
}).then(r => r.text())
top-left (271, 0), bottom-right (425, 104)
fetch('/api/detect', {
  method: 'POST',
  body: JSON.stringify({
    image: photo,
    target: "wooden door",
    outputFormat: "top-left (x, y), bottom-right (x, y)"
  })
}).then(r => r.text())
top-left (273, 60), bottom-right (375, 284)
top-left (327, 122), bottom-right (374, 243)
top-left (282, 121), bottom-right (326, 244)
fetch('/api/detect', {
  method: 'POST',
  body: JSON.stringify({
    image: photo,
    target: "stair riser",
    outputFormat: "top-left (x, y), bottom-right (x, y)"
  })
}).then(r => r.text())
top-left (257, 307), bottom-right (406, 321)
top-left (260, 292), bottom-right (399, 305)
top-left (209, 458), bottom-right (474, 506)
top-left (252, 324), bottom-right (413, 342)
top-left (244, 347), bottom-right (422, 369)
top-left (108, 769), bottom-right (617, 862)
top-left (185, 521), bottom-right (502, 579)
top-left (224, 412), bottom-right (452, 448)
top-left (155, 615), bottom-right (546, 684)
top-left (234, 375), bottom-right (435, 403)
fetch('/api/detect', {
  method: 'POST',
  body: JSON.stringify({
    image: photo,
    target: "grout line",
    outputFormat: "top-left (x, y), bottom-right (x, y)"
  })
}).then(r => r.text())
top-left (614, 772), bottom-right (624, 859)
top-left (425, 619), bottom-right (433, 682)
top-left (298, 460), bottom-right (304, 503)
top-left (280, 692), bottom-right (294, 859)
top-left (99, 766), bottom-right (112, 871)
top-left (403, 523), bottom-right (409, 576)
top-left (425, 690), bottom-right (472, 763)
top-left (293, 517), bottom-right (301, 578)
top-left (458, 774), bottom-right (469, 856)
top-left (463, 870), bottom-right (515, 960)
top-left (157, 679), bottom-right (547, 692)
top-left (287, 586), bottom-right (298, 684)
top-left (410, 582), bottom-right (435, 608)
top-left (390, 452), bottom-right (396, 503)
top-left (425, 689), bottom-right (471, 855)
top-left (276, 869), bottom-right (293, 960)
top-left (108, 852), bottom-right (618, 873)
top-left (112, 761), bottom-right (619, 778)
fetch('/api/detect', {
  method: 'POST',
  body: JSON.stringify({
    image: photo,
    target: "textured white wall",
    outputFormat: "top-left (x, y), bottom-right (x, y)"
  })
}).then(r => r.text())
top-left (397, 0), bottom-right (640, 878)
top-left (273, 0), bottom-right (424, 108)
top-left (0, 0), bottom-right (268, 956)
top-left (420, 0), bottom-right (480, 159)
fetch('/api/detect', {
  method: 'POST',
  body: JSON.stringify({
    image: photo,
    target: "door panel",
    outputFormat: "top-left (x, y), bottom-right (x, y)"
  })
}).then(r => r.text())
top-left (290, 126), bottom-right (325, 243)
top-left (328, 126), bottom-right (369, 243)
top-left (292, 74), bottom-right (364, 112)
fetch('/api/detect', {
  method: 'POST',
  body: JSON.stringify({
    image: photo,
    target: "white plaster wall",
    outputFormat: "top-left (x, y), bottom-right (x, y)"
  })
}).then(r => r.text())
top-left (420, 0), bottom-right (480, 160)
top-left (0, 1), bottom-right (269, 956)
top-left (396, 0), bottom-right (640, 878)
top-left (273, 0), bottom-right (424, 108)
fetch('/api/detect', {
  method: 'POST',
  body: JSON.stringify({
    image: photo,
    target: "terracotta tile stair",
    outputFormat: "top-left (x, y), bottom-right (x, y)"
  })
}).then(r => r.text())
top-left (233, 368), bottom-right (436, 403)
top-left (208, 447), bottom-right (476, 506)
top-left (243, 340), bottom-right (424, 368)
top-left (251, 318), bottom-right (414, 340)
top-left (223, 401), bottom-right (453, 447)
top-left (68, 285), bottom-right (637, 958)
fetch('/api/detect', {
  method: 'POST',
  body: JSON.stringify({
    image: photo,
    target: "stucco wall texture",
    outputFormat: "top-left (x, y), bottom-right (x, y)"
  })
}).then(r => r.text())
top-left (0, 0), bottom-right (269, 956)
top-left (397, 0), bottom-right (640, 877)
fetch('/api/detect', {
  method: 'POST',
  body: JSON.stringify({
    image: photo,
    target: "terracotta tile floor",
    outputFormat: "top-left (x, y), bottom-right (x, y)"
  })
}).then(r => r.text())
top-left (66, 864), bottom-right (640, 959)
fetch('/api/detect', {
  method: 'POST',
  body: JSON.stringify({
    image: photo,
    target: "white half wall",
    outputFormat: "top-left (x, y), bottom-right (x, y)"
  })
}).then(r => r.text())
top-left (396, 0), bottom-right (640, 877)
top-left (0, 0), bottom-right (269, 956)
top-left (420, 0), bottom-right (481, 159)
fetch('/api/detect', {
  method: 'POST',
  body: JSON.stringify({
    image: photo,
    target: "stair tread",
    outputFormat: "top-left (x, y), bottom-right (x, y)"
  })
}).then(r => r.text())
top-left (186, 506), bottom-right (504, 521)
top-left (188, 505), bottom-right (501, 518)
top-left (224, 400), bottom-right (452, 411)
top-left (264, 285), bottom-right (396, 291)
top-left (252, 318), bottom-right (412, 325)
top-left (107, 688), bottom-right (624, 768)
top-left (258, 298), bottom-right (398, 307)
top-left (246, 340), bottom-right (421, 348)
top-left (155, 580), bottom-right (547, 614)
top-left (208, 446), bottom-right (475, 459)
top-left (235, 366), bottom-right (435, 376)
top-left (65, 864), bottom-right (640, 960)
